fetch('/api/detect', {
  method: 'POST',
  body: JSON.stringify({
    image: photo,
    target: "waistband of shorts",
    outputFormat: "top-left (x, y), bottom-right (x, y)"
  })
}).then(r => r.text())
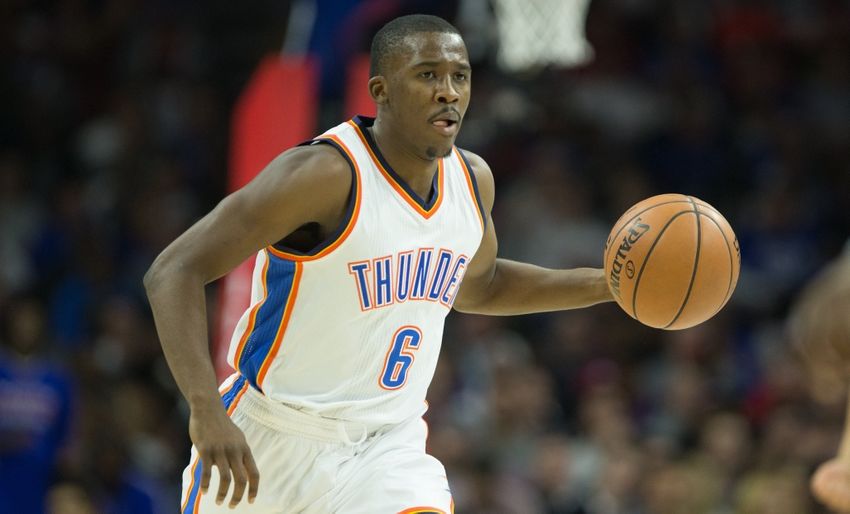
top-left (238, 386), bottom-right (375, 445)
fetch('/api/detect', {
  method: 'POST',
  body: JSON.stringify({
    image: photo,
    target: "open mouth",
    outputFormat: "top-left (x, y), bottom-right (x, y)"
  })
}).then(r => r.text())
top-left (431, 119), bottom-right (459, 135)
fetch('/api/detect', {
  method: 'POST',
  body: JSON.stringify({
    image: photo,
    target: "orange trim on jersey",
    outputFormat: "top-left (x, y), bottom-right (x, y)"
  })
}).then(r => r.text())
top-left (256, 261), bottom-right (303, 388)
top-left (397, 507), bottom-right (447, 514)
top-left (453, 147), bottom-right (485, 231)
top-left (267, 133), bottom-right (362, 261)
top-left (181, 454), bottom-right (200, 513)
top-left (233, 251), bottom-right (270, 368)
top-left (348, 120), bottom-right (444, 219)
top-left (226, 381), bottom-right (249, 416)
top-left (450, 498), bottom-right (455, 513)
top-left (217, 373), bottom-right (241, 398)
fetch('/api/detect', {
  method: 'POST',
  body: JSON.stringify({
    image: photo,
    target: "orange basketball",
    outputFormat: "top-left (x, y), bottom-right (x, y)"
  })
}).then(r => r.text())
top-left (604, 193), bottom-right (740, 330)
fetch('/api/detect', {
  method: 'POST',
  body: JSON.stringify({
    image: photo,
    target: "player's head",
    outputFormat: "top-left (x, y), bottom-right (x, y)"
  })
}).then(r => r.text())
top-left (368, 15), bottom-right (470, 160)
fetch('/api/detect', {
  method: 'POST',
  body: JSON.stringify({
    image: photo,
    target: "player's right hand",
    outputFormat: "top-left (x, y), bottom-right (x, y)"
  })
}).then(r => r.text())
top-left (189, 406), bottom-right (260, 508)
top-left (812, 458), bottom-right (850, 513)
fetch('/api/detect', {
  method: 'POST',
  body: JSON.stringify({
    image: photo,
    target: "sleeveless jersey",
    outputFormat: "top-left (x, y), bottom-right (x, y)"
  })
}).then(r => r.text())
top-left (226, 116), bottom-right (486, 427)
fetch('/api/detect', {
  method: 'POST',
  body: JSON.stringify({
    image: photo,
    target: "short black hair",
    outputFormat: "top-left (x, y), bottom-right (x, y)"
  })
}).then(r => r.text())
top-left (370, 14), bottom-right (462, 76)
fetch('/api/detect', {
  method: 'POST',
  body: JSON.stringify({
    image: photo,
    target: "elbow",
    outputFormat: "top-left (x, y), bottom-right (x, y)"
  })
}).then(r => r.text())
top-left (452, 301), bottom-right (474, 315)
top-left (144, 250), bottom-right (207, 297)
top-left (143, 258), bottom-right (167, 296)
top-left (453, 266), bottom-right (501, 315)
top-left (144, 251), bottom-right (183, 296)
top-left (452, 273), bottom-right (498, 315)
top-left (452, 294), bottom-right (490, 315)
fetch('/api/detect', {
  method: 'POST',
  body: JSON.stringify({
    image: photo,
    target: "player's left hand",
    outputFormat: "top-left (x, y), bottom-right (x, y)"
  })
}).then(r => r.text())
top-left (812, 458), bottom-right (850, 513)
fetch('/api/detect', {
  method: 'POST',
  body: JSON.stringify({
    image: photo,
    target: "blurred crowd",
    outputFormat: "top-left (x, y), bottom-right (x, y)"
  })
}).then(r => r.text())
top-left (1, 0), bottom-right (849, 513)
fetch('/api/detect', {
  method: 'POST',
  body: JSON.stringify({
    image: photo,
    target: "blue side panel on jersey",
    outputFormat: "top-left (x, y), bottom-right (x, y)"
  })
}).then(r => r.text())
top-left (221, 375), bottom-right (247, 409)
top-left (183, 460), bottom-right (204, 513)
top-left (239, 257), bottom-right (297, 390)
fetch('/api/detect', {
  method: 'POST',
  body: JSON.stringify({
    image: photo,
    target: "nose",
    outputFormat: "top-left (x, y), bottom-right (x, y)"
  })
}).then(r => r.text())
top-left (435, 76), bottom-right (459, 104)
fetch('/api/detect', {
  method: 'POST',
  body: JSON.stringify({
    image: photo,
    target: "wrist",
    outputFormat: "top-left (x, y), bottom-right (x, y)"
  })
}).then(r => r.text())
top-left (188, 392), bottom-right (224, 413)
top-left (593, 268), bottom-right (613, 302)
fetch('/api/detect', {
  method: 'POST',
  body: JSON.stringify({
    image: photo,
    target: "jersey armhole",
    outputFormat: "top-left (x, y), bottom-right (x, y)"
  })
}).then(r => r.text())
top-left (269, 137), bottom-right (360, 260)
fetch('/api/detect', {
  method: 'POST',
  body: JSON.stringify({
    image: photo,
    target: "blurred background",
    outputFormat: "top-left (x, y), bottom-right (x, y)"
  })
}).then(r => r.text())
top-left (1, 0), bottom-right (849, 513)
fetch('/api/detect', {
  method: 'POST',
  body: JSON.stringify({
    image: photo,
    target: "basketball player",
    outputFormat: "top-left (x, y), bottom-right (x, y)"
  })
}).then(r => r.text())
top-left (145, 15), bottom-right (612, 513)
top-left (790, 247), bottom-right (850, 512)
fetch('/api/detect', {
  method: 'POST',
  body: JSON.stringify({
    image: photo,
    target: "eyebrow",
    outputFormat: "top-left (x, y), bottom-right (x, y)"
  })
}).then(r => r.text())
top-left (412, 61), bottom-right (471, 71)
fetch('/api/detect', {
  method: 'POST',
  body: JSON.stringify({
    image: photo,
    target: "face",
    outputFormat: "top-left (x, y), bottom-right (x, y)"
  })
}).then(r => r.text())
top-left (375, 32), bottom-right (471, 160)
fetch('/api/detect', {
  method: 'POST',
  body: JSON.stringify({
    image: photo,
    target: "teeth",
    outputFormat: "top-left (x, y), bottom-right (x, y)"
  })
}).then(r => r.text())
top-left (434, 120), bottom-right (449, 127)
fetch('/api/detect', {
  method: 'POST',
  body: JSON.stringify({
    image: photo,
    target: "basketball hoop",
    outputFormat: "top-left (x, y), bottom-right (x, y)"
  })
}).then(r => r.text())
top-left (491, 0), bottom-right (594, 72)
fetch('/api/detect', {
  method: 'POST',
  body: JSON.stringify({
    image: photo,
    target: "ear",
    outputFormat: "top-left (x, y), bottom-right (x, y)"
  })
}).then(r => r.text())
top-left (368, 76), bottom-right (388, 105)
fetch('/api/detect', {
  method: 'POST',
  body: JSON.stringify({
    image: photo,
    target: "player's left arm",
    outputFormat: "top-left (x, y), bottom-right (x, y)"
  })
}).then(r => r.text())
top-left (453, 150), bottom-right (613, 316)
top-left (791, 252), bottom-right (850, 512)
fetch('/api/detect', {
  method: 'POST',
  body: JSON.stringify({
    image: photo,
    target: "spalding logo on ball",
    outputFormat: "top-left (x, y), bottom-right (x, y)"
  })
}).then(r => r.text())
top-left (604, 193), bottom-right (741, 330)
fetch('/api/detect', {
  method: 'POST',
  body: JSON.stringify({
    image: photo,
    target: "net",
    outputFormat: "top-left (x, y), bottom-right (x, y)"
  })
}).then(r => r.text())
top-left (491, 0), bottom-right (594, 72)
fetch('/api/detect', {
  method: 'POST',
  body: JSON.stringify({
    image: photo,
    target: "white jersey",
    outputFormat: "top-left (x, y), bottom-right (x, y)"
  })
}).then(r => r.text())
top-left (226, 116), bottom-right (486, 427)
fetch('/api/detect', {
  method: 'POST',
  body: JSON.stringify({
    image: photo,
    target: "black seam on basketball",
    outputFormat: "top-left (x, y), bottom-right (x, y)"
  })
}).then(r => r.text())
top-left (693, 203), bottom-right (737, 307)
top-left (631, 209), bottom-right (696, 321)
top-left (608, 200), bottom-right (692, 249)
top-left (664, 199), bottom-right (702, 328)
top-left (697, 212), bottom-right (735, 316)
top-left (606, 200), bottom-right (693, 269)
top-left (694, 201), bottom-right (721, 217)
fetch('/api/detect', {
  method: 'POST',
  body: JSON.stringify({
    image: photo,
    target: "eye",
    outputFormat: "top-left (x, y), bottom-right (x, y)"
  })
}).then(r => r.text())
top-left (419, 71), bottom-right (435, 79)
top-left (454, 72), bottom-right (468, 81)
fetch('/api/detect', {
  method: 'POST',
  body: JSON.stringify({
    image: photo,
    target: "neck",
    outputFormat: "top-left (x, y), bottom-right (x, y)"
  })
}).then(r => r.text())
top-left (371, 117), bottom-right (438, 198)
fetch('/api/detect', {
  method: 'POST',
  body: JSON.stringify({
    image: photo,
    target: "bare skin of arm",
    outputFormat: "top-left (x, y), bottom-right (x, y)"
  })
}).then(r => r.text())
top-left (454, 150), bottom-right (613, 315)
top-left (144, 144), bottom-right (351, 508)
top-left (812, 393), bottom-right (850, 514)
top-left (790, 254), bottom-right (850, 512)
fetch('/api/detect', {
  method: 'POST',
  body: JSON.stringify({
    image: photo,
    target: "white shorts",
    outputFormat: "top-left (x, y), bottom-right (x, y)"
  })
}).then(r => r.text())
top-left (180, 377), bottom-right (454, 514)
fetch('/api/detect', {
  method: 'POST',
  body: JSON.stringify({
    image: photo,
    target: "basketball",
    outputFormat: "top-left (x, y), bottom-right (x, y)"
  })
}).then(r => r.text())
top-left (604, 194), bottom-right (741, 330)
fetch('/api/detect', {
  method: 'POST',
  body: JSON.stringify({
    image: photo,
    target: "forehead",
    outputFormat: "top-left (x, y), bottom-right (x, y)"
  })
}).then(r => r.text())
top-left (394, 32), bottom-right (468, 68)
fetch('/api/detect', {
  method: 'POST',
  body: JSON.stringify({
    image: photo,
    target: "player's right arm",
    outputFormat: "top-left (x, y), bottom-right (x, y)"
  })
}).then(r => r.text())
top-left (143, 143), bottom-right (351, 508)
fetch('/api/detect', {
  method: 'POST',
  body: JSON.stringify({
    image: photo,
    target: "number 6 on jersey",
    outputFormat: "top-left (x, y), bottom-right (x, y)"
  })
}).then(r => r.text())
top-left (379, 326), bottom-right (423, 389)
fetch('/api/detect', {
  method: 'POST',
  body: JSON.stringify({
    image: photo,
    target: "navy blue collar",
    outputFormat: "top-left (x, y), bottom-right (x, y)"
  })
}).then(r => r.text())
top-left (352, 116), bottom-right (441, 211)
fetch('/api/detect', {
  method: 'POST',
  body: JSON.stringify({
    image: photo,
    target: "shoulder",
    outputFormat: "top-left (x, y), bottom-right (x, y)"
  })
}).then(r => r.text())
top-left (232, 141), bottom-right (353, 226)
top-left (262, 142), bottom-right (353, 202)
top-left (269, 142), bottom-right (352, 184)
top-left (457, 148), bottom-right (494, 211)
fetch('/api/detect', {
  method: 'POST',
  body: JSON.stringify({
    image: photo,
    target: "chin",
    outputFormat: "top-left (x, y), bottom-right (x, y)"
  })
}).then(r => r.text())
top-left (425, 145), bottom-right (454, 160)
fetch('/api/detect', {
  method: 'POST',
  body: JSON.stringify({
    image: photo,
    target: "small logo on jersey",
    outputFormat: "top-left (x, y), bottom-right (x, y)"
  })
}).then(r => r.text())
top-left (348, 248), bottom-right (469, 311)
